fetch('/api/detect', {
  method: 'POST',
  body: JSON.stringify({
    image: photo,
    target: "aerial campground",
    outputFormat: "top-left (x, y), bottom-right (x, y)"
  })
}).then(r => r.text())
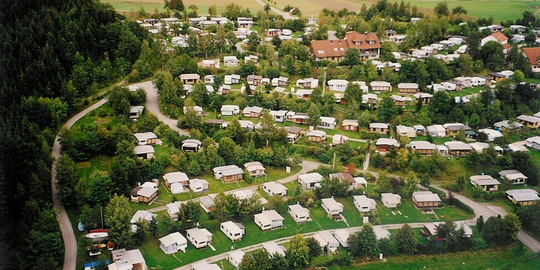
top-left (4, 0), bottom-right (540, 269)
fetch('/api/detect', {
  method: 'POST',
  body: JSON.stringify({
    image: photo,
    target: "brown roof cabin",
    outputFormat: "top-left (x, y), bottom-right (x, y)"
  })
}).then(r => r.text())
top-left (342, 119), bottom-right (359, 131)
top-left (287, 126), bottom-right (302, 142)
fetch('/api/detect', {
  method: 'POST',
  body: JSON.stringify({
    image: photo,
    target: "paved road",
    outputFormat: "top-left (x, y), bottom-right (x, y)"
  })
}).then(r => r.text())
top-left (131, 81), bottom-right (189, 136)
top-left (254, 0), bottom-right (296, 20)
top-left (517, 230), bottom-right (540, 253)
top-left (149, 160), bottom-right (322, 213)
top-left (431, 185), bottom-right (506, 222)
top-left (52, 99), bottom-right (109, 270)
top-left (235, 42), bottom-right (246, 54)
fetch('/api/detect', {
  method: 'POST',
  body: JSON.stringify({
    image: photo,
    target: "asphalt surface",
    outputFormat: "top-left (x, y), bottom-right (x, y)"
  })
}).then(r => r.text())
top-left (131, 81), bottom-right (190, 136)
top-left (254, 0), bottom-right (296, 20)
top-left (52, 99), bottom-right (108, 270)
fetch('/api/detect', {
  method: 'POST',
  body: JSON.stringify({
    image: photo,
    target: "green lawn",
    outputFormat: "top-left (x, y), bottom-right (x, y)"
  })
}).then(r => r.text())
top-left (411, 136), bottom-right (452, 145)
top-left (378, 199), bottom-right (441, 224)
top-left (337, 243), bottom-right (540, 270)
top-left (446, 86), bottom-right (485, 98)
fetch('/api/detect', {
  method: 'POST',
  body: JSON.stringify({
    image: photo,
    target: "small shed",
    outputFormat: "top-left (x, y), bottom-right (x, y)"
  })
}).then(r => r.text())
top-left (159, 232), bottom-right (187, 254)
top-left (288, 203), bottom-right (310, 224)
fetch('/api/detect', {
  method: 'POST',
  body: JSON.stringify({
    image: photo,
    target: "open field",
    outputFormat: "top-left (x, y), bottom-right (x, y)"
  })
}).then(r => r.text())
top-left (102, 0), bottom-right (540, 22)
top-left (103, 0), bottom-right (262, 13)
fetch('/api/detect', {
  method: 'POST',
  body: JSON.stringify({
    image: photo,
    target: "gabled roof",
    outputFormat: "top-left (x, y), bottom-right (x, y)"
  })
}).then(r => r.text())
top-left (522, 47), bottom-right (540, 65)
top-left (490, 32), bottom-right (509, 42)
top-left (470, 175), bottom-right (501, 186)
top-left (412, 191), bottom-right (441, 202)
top-left (506, 189), bottom-right (540, 202)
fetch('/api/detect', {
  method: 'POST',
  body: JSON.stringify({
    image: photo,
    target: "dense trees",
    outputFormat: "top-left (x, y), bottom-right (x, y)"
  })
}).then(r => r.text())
top-left (482, 214), bottom-right (521, 246)
top-left (105, 194), bottom-right (134, 249)
top-left (0, 0), bottom-right (148, 266)
top-left (348, 224), bottom-right (380, 258)
top-left (395, 224), bottom-right (418, 254)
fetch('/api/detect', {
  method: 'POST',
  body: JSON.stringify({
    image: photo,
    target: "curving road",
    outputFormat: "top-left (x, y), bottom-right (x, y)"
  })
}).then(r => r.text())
top-left (131, 81), bottom-right (189, 136)
top-left (52, 99), bottom-right (109, 270)
top-left (254, 0), bottom-right (296, 20)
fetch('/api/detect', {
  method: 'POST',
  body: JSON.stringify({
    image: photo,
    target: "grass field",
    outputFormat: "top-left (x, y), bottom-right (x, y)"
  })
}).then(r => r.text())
top-left (338, 244), bottom-right (540, 270)
top-left (102, 0), bottom-right (540, 23)
top-left (103, 0), bottom-right (262, 13)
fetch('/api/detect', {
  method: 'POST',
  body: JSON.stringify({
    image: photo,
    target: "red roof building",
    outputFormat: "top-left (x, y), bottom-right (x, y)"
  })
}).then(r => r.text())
top-left (522, 47), bottom-right (540, 72)
top-left (310, 31), bottom-right (381, 62)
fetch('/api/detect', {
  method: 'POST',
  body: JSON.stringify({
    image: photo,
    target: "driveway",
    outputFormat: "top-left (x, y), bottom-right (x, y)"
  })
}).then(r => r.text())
top-left (52, 99), bottom-right (108, 270)
top-left (131, 81), bottom-right (189, 136)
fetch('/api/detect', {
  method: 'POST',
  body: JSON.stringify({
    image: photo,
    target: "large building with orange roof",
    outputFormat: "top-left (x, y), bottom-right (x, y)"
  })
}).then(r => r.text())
top-left (310, 31), bottom-right (381, 62)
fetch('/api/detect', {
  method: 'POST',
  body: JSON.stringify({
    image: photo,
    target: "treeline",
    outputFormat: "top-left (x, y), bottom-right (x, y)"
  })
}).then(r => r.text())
top-left (0, 0), bottom-right (147, 269)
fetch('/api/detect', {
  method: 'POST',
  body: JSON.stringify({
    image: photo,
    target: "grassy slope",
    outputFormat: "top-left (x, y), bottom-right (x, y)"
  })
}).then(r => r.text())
top-left (339, 244), bottom-right (540, 270)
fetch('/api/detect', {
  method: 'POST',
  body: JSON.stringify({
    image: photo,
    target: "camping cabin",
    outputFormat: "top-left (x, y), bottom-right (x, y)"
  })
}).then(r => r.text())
top-left (220, 221), bottom-right (246, 242)
top-left (108, 249), bottom-right (147, 270)
top-left (254, 210), bottom-right (284, 230)
top-left (499, 169), bottom-right (528, 185)
top-left (307, 130), bottom-right (326, 142)
top-left (133, 145), bottom-right (154, 160)
top-left (321, 197), bottom-right (344, 220)
top-left (244, 161), bottom-right (266, 177)
top-left (506, 189), bottom-right (540, 205)
top-left (412, 191), bottom-right (441, 210)
top-left (313, 231), bottom-right (339, 254)
top-left (263, 182), bottom-right (288, 197)
top-left (181, 139), bottom-right (202, 152)
top-left (159, 232), bottom-right (187, 254)
top-left (288, 203), bottom-right (310, 224)
top-left (342, 119), bottom-right (359, 131)
top-left (381, 193), bottom-right (401, 209)
top-left (298, 172), bottom-right (323, 190)
top-left (213, 165), bottom-right (244, 182)
top-left (134, 132), bottom-right (158, 145)
top-left (369, 123), bottom-right (389, 134)
top-left (186, 228), bottom-right (213, 249)
top-left (470, 175), bottom-right (500, 192)
top-left (375, 138), bottom-right (400, 152)
top-left (353, 195), bottom-right (377, 213)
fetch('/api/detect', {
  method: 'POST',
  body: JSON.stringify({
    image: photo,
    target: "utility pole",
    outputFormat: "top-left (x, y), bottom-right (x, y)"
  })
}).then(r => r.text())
top-left (322, 68), bottom-right (327, 96)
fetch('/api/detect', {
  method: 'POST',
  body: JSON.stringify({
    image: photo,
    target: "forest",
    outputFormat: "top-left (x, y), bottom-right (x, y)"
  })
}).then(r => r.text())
top-left (0, 0), bottom-right (147, 269)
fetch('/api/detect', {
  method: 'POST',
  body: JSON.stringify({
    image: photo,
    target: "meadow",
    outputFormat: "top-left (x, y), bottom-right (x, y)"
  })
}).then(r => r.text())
top-left (102, 0), bottom-right (540, 22)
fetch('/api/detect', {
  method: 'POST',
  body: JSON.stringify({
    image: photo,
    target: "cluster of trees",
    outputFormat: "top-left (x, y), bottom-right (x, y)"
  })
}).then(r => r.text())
top-left (0, 0), bottom-right (149, 268)
top-left (239, 235), bottom-right (319, 270)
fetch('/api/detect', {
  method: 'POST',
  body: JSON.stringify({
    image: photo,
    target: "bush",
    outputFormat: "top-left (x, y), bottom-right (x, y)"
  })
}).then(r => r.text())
top-left (470, 237), bottom-right (487, 251)
top-left (446, 196), bottom-right (474, 214)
